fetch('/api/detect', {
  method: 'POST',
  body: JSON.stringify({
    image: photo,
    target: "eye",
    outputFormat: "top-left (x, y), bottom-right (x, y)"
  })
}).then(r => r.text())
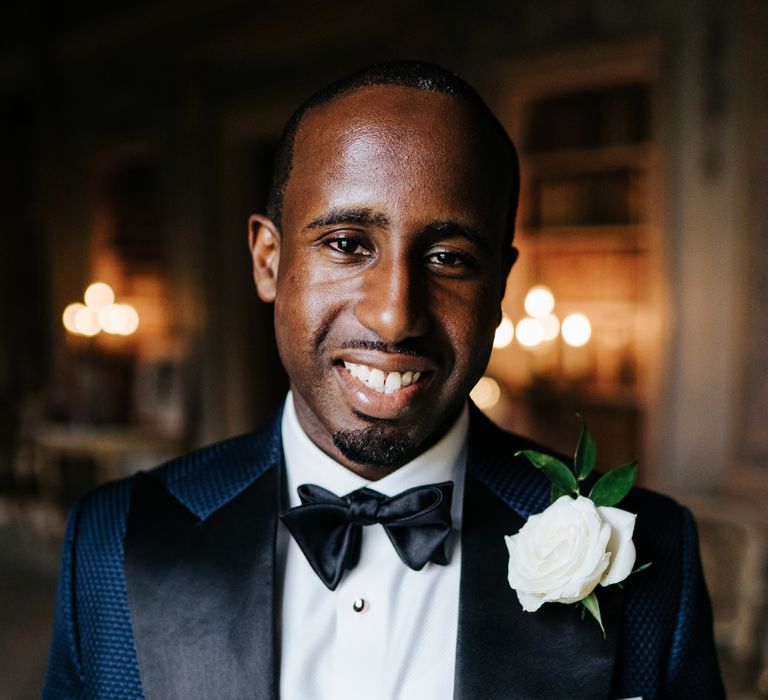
top-left (426, 249), bottom-right (475, 268)
top-left (429, 251), bottom-right (463, 266)
top-left (424, 247), bottom-right (480, 279)
top-left (326, 236), bottom-right (371, 256)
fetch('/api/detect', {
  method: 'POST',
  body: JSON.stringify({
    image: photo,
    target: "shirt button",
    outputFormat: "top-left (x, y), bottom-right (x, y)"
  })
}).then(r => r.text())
top-left (352, 598), bottom-right (368, 613)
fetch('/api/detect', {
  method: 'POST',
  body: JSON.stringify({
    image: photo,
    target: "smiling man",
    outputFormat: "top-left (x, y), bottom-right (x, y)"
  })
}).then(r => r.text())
top-left (250, 75), bottom-right (515, 479)
top-left (44, 61), bottom-right (723, 700)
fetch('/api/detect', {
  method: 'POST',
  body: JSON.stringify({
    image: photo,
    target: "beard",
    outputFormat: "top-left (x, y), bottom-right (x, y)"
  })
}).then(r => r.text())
top-left (332, 423), bottom-right (417, 469)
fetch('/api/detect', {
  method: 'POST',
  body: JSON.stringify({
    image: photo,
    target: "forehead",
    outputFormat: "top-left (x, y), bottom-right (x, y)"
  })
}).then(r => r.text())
top-left (282, 85), bottom-right (509, 229)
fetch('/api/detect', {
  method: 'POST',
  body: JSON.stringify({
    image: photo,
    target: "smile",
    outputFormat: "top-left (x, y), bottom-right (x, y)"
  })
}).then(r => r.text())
top-left (343, 361), bottom-right (422, 394)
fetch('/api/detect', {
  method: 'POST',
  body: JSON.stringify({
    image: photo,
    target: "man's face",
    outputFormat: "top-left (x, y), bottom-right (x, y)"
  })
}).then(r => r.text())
top-left (252, 85), bottom-right (514, 476)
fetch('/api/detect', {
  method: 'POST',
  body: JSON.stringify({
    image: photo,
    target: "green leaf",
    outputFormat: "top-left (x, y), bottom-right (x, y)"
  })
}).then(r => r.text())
top-left (550, 483), bottom-right (569, 504)
top-left (574, 416), bottom-right (596, 481)
top-left (515, 450), bottom-right (578, 495)
top-left (581, 591), bottom-right (605, 638)
top-left (632, 561), bottom-right (652, 575)
top-left (588, 460), bottom-right (638, 507)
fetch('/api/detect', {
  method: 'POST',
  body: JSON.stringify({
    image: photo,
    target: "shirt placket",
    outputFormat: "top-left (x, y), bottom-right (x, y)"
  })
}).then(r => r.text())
top-left (332, 524), bottom-right (389, 700)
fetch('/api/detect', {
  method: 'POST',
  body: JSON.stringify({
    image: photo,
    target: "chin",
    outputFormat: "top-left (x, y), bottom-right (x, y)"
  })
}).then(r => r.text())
top-left (332, 421), bottom-right (418, 469)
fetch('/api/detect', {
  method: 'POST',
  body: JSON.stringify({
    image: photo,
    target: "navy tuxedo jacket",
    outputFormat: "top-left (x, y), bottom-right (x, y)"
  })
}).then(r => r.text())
top-left (43, 405), bottom-right (724, 699)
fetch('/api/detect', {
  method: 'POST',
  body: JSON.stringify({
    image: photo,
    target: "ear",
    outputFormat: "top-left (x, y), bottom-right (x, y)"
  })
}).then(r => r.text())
top-left (496, 245), bottom-right (519, 324)
top-left (503, 245), bottom-right (519, 279)
top-left (499, 245), bottom-right (519, 300)
top-left (248, 214), bottom-right (281, 302)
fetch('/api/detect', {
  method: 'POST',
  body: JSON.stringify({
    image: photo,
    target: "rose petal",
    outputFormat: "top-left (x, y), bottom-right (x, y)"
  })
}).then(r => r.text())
top-left (516, 590), bottom-right (545, 612)
top-left (597, 505), bottom-right (637, 586)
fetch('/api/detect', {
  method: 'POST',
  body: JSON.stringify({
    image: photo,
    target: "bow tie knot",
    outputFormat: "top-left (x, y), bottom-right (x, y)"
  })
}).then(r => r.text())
top-left (281, 481), bottom-right (454, 590)
top-left (346, 489), bottom-right (382, 525)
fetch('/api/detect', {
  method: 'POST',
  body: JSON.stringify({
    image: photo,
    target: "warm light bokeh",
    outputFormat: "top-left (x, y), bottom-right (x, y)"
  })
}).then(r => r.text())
top-left (493, 317), bottom-right (515, 348)
top-left (516, 317), bottom-right (544, 348)
top-left (470, 376), bottom-right (501, 409)
top-left (84, 282), bottom-right (115, 311)
top-left (120, 304), bottom-right (140, 335)
top-left (73, 306), bottom-right (101, 336)
top-left (524, 286), bottom-right (555, 318)
top-left (62, 303), bottom-right (86, 334)
top-left (562, 313), bottom-right (592, 347)
top-left (63, 283), bottom-right (139, 337)
top-left (540, 313), bottom-right (560, 341)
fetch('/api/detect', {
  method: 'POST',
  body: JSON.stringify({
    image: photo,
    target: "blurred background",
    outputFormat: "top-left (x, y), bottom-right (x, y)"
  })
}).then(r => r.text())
top-left (1, 0), bottom-right (766, 697)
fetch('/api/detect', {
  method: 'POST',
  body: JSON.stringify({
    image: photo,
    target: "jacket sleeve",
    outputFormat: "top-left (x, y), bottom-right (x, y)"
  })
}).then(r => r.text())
top-left (663, 507), bottom-right (725, 699)
top-left (42, 499), bottom-right (87, 699)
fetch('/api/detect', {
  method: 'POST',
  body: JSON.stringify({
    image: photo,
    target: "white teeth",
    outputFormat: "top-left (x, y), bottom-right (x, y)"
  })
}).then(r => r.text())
top-left (368, 368), bottom-right (385, 391)
top-left (344, 361), bottom-right (358, 378)
top-left (384, 371), bottom-right (402, 394)
top-left (343, 362), bottom-right (423, 393)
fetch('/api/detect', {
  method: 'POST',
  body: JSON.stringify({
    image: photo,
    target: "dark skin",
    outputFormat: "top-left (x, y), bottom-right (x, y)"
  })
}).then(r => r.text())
top-left (249, 85), bottom-right (517, 479)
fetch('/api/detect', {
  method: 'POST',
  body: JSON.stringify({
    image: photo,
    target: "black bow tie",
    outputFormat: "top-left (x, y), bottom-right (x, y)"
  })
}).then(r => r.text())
top-left (279, 481), bottom-right (454, 590)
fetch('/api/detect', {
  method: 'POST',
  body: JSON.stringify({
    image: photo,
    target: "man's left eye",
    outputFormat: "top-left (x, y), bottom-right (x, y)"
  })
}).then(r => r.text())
top-left (428, 251), bottom-right (468, 266)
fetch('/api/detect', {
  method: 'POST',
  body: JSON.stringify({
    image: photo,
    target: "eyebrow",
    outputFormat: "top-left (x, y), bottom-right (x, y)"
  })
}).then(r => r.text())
top-left (425, 220), bottom-right (492, 254)
top-left (305, 208), bottom-right (390, 230)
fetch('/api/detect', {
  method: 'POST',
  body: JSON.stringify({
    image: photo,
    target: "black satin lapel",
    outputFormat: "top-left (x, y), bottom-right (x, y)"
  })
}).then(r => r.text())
top-left (125, 467), bottom-right (279, 700)
top-left (454, 474), bottom-right (623, 700)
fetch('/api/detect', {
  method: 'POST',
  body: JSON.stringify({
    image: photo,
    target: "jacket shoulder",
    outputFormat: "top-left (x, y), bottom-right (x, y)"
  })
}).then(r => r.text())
top-left (469, 405), bottom-right (694, 542)
top-left (468, 405), bottom-right (581, 517)
top-left (150, 411), bottom-right (281, 486)
top-left (624, 484), bottom-right (690, 542)
top-left (71, 407), bottom-right (283, 529)
top-left (145, 409), bottom-right (282, 519)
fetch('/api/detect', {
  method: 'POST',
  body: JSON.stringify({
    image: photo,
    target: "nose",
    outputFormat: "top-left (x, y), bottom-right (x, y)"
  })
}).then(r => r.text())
top-left (354, 257), bottom-right (428, 344)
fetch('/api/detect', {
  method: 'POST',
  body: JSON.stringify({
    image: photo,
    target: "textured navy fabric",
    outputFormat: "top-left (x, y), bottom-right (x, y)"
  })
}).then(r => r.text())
top-left (44, 477), bottom-right (143, 698)
top-left (43, 412), bottom-right (282, 699)
top-left (466, 407), bottom-right (723, 699)
top-left (43, 405), bottom-right (723, 699)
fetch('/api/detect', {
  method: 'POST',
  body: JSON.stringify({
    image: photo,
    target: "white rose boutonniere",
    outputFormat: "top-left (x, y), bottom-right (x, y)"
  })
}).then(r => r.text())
top-left (506, 418), bottom-right (650, 634)
top-left (505, 495), bottom-right (636, 612)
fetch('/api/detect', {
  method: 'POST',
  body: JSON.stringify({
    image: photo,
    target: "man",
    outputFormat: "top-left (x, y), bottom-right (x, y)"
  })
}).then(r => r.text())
top-left (44, 61), bottom-right (724, 699)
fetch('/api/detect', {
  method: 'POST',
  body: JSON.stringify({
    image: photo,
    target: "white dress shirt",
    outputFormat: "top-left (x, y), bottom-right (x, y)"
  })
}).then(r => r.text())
top-left (278, 392), bottom-right (468, 700)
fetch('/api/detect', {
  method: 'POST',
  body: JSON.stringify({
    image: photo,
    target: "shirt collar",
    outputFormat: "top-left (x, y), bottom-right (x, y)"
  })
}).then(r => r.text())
top-left (281, 391), bottom-right (468, 515)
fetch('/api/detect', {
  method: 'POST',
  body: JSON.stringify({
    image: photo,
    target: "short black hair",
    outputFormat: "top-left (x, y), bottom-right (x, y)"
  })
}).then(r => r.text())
top-left (265, 59), bottom-right (520, 246)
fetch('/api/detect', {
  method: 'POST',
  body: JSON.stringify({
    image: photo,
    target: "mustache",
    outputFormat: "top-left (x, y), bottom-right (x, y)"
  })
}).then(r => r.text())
top-left (336, 339), bottom-right (427, 357)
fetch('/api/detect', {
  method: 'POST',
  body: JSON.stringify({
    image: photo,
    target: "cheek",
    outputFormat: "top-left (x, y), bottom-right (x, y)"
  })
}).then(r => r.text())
top-left (272, 296), bottom-right (299, 377)
top-left (273, 259), bottom-right (345, 363)
top-left (436, 283), bottom-right (500, 380)
top-left (273, 262), bottom-right (313, 370)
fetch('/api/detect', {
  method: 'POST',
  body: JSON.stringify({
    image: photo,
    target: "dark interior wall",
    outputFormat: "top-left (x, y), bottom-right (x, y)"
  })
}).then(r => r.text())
top-left (1, 0), bottom-right (513, 446)
top-left (0, 99), bottom-right (48, 481)
top-left (1, 1), bottom-right (765, 482)
top-left (739, 0), bottom-right (768, 473)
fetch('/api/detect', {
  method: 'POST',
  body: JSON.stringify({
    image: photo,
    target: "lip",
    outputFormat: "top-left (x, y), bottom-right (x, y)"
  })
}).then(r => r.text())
top-left (331, 349), bottom-right (437, 374)
top-left (333, 360), bottom-right (436, 420)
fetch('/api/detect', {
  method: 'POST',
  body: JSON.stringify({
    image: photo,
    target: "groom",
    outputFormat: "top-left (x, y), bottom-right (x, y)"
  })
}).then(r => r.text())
top-left (44, 61), bottom-right (724, 699)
